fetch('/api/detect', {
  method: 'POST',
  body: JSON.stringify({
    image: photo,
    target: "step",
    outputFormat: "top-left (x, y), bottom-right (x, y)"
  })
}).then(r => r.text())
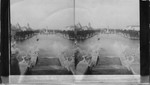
top-left (97, 56), bottom-right (122, 66)
top-left (36, 57), bottom-right (61, 66)
top-left (28, 57), bottom-right (72, 75)
top-left (30, 65), bottom-right (72, 75)
top-left (92, 65), bottom-right (133, 75)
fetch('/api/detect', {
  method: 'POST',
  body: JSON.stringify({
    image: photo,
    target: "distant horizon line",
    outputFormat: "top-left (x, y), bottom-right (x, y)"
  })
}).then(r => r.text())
top-left (11, 22), bottom-right (139, 29)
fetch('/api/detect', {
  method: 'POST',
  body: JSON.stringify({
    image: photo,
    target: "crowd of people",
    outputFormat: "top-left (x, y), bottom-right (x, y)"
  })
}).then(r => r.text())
top-left (60, 30), bottom-right (97, 41)
top-left (14, 31), bottom-right (36, 41)
top-left (116, 29), bottom-right (139, 39)
top-left (95, 28), bottom-right (139, 40)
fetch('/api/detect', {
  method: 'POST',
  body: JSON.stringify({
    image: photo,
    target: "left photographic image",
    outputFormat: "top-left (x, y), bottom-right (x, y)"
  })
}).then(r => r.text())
top-left (10, 0), bottom-right (75, 75)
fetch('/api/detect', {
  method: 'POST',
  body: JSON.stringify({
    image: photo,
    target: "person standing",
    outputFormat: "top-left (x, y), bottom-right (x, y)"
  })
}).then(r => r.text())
top-left (10, 43), bottom-right (20, 75)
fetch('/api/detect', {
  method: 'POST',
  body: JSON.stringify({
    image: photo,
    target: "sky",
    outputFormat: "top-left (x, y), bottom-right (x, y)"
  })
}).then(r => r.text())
top-left (11, 0), bottom-right (74, 30)
top-left (11, 0), bottom-right (139, 30)
top-left (75, 0), bottom-right (139, 29)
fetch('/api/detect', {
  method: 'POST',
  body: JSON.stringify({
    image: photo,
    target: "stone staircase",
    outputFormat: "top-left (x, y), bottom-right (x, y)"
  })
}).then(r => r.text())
top-left (91, 56), bottom-right (133, 74)
top-left (28, 57), bottom-right (72, 75)
top-left (28, 56), bottom-right (133, 75)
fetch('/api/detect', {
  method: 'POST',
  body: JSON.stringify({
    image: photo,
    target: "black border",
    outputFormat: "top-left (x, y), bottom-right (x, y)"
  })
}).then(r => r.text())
top-left (1, 0), bottom-right (9, 77)
top-left (0, 0), bottom-right (149, 79)
top-left (140, 0), bottom-right (149, 76)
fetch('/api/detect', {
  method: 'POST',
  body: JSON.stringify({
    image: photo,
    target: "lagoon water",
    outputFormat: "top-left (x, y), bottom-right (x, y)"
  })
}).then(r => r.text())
top-left (14, 33), bottom-right (140, 75)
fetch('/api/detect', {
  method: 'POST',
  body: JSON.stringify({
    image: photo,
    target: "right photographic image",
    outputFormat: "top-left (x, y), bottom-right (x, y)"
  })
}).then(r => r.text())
top-left (74, 0), bottom-right (140, 75)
